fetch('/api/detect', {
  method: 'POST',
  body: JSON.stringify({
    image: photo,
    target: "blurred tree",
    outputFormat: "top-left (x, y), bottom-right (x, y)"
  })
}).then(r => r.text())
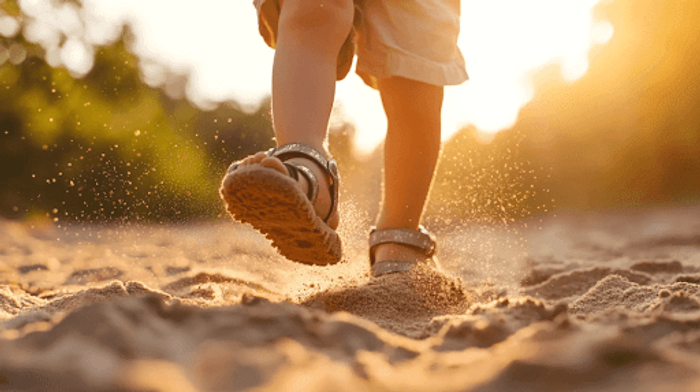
top-left (519, 0), bottom-right (700, 209)
top-left (434, 0), bottom-right (700, 218)
top-left (0, 0), bottom-right (275, 222)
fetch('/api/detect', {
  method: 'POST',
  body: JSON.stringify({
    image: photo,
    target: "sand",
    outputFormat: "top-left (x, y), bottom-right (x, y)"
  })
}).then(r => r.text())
top-left (1, 205), bottom-right (700, 391)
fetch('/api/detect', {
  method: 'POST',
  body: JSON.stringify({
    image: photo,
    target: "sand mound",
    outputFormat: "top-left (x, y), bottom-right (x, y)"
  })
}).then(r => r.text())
top-left (522, 267), bottom-right (652, 300)
top-left (303, 265), bottom-right (471, 338)
top-left (570, 274), bottom-right (700, 316)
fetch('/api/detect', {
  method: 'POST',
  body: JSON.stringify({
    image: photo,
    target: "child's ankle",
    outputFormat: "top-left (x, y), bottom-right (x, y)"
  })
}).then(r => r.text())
top-left (374, 216), bottom-right (420, 231)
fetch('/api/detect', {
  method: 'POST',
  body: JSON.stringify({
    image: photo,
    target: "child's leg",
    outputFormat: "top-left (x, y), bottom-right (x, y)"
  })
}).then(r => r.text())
top-left (272, 0), bottom-right (353, 150)
top-left (237, 0), bottom-right (354, 227)
top-left (373, 76), bottom-right (444, 263)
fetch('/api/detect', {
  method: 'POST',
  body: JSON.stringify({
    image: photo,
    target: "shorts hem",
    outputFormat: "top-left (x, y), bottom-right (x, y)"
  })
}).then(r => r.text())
top-left (356, 45), bottom-right (468, 89)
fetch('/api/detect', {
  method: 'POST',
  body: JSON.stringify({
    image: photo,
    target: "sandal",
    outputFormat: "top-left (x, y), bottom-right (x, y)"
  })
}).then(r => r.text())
top-left (220, 143), bottom-right (341, 265)
top-left (368, 226), bottom-right (440, 277)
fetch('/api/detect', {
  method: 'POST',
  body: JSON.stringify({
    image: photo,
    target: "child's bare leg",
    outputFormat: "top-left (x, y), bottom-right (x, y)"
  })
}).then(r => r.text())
top-left (238, 0), bottom-right (354, 227)
top-left (272, 0), bottom-right (353, 150)
top-left (374, 76), bottom-right (444, 264)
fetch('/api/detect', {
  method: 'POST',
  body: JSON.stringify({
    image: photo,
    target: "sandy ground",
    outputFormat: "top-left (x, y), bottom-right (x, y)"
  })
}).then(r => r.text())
top-left (1, 205), bottom-right (700, 391)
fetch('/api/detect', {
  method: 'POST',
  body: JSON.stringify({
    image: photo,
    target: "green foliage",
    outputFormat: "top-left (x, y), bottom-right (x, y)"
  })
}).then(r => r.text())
top-left (0, 11), bottom-right (274, 221)
top-left (1, 0), bottom-right (20, 17)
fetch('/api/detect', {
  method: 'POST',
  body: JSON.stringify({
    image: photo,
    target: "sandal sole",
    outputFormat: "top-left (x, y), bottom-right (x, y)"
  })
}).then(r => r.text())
top-left (219, 165), bottom-right (342, 266)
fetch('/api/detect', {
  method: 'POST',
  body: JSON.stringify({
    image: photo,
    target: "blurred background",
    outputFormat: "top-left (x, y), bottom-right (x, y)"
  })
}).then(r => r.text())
top-left (1, 0), bottom-right (699, 226)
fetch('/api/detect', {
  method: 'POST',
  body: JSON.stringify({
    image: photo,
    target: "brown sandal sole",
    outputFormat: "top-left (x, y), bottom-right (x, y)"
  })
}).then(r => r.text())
top-left (220, 165), bottom-right (342, 266)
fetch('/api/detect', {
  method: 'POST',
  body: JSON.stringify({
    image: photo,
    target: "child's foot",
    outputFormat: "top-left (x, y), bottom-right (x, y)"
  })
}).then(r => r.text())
top-left (220, 144), bottom-right (341, 265)
top-left (368, 226), bottom-right (441, 277)
top-left (372, 243), bottom-right (428, 267)
top-left (234, 150), bottom-right (338, 229)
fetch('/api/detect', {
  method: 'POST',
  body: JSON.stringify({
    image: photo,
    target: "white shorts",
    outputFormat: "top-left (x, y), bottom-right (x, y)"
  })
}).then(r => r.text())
top-left (253, 0), bottom-right (468, 88)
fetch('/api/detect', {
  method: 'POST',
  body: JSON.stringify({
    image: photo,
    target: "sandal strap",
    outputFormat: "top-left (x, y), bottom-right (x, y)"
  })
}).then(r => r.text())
top-left (268, 143), bottom-right (340, 225)
top-left (283, 162), bottom-right (319, 204)
top-left (226, 153), bottom-right (321, 203)
top-left (368, 226), bottom-right (436, 265)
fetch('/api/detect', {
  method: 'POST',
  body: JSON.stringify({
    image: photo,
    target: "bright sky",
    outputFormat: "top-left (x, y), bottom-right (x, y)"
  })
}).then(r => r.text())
top-left (19, 0), bottom-right (613, 154)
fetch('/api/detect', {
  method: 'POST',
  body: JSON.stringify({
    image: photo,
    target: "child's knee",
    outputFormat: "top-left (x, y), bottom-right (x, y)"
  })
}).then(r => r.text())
top-left (279, 0), bottom-right (354, 44)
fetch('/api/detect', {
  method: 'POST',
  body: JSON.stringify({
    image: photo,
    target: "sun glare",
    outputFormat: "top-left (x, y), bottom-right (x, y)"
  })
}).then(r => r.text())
top-left (342, 0), bottom-right (614, 154)
top-left (58, 0), bottom-right (612, 155)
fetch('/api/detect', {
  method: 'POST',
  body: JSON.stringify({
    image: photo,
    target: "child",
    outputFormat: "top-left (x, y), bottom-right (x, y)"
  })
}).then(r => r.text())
top-left (220, 0), bottom-right (467, 277)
